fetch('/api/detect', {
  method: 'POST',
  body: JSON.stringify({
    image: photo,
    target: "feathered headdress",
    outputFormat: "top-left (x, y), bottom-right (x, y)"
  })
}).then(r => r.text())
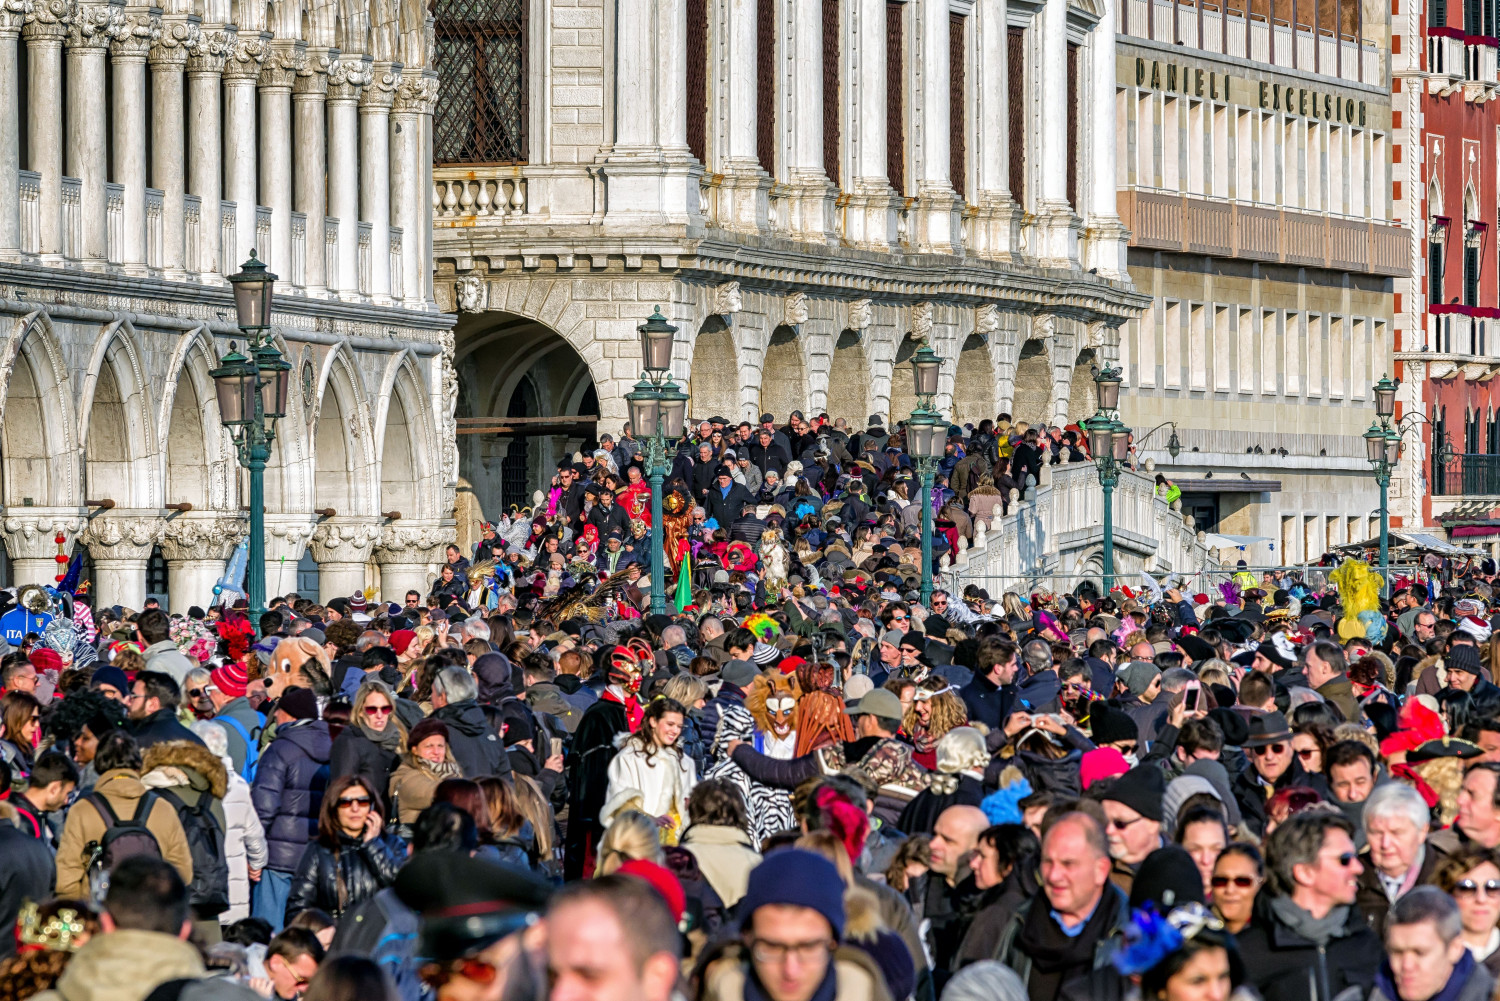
top-left (216, 612), bottom-right (256, 662)
top-left (1217, 580), bottom-right (1242, 606)
top-left (1113, 902), bottom-right (1225, 977)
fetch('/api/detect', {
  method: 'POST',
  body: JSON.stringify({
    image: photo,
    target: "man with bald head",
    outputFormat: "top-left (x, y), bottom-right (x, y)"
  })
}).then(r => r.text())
top-left (920, 806), bottom-right (990, 981)
top-left (998, 812), bottom-right (1130, 1001)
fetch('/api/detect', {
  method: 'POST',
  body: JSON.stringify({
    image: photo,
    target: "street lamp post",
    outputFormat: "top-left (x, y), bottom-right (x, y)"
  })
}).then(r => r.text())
top-left (209, 251), bottom-right (290, 626)
top-left (1369, 375), bottom-right (1400, 596)
top-left (906, 341), bottom-right (946, 607)
top-left (624, 308), bottom-right (689, 615)
top-left (1084, 366), bottom-right (1130, 596)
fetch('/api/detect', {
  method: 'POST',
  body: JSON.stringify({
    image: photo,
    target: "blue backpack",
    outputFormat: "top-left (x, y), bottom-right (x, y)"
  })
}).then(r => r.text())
top-left (217, 712), bottom-right (264, 782)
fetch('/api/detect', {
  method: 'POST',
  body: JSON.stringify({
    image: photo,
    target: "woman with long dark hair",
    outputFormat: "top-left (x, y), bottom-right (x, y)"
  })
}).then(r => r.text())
top-left (285, 774), bottom-right (405, 920)
top-left (604, 697), bottom-right (695, 845)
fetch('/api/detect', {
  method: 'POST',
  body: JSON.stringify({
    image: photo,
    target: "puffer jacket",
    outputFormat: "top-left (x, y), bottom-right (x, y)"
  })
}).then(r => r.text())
top-left (432, 700), bottom-right (509, 778)
top-left (222, 760), bottom-right (267, 922)
top-left (251, 719), bottom-right (332, 873)
top-left (285, 829), bottom-right (406, 920)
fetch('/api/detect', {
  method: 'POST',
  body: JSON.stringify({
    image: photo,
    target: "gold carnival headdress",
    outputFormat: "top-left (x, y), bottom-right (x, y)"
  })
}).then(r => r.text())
top-left (17, 902), bottom-right (88, 953)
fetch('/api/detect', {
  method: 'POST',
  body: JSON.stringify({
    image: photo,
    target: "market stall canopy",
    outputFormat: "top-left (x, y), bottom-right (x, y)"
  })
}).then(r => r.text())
top-left (1202, 534), bottom-right (1274, 550)
top-left (1335, 532), bottom-right (1488, 557)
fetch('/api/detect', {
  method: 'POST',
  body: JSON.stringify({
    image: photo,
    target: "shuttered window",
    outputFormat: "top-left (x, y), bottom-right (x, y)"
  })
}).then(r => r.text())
top-left (687, 0), bottom-right (709, 164)
top-left (949, 13), bottom-right (966, 199)
top-left (1466, 243), bottom-right (1480, 307)
top-left (886, 1), bottom-right (905, 195)
top-left (823, 0), bottom-right (841, 185)
top-left (1430, 240), bottom-right (1445, 309)
top-left (1007, 27), bottom-right (1025, 203)
top-left (757, 0), bottom-right (776, 174)
top-left (1066, 41), bottom-right (1079, 210)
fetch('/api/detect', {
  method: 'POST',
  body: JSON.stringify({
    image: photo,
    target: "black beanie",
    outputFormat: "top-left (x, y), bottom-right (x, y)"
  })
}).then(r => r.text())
top-left (1130, 845), bottom-right (1206, 911)
top-left (1090, 704), bottom-right (1138, 746)
top-left (1101, 765), bottom-right (1166, 822)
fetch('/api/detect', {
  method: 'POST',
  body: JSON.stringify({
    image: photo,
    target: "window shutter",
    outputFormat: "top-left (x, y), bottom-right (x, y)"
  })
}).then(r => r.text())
top-left (823, 0), bottom-right (841, 185)
top-left (1007, 27), bottom-right (1025, 203)
top-left (757, 0), bottom-right (776, 174)
top-left (687, 0), bottom-right (709, 164)
top-left (949, 13), bottom-right (966, 200)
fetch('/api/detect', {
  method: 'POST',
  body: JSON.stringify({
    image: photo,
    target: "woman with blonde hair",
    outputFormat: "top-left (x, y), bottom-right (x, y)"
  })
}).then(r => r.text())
top-left (595, 808), bottom-right (664, 875)
top-left (331, 680), bottom-right (407, 789)
top-left (904, 678), bottom-right (969, 771)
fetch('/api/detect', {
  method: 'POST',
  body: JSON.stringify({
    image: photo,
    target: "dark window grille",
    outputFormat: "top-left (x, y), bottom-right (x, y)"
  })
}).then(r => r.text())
top-left (1007, 27), bottom-right (1025, 203)
top-left (1470, 412), bottom-right (1483, 454)
top-left (146, 546), bottom-right (168, 600)
top-left (1431, 0), bottom-right (1446, 27)
top-left (433, 0), bottom-right (527, 164)
top-left (886, 1), bottom-right (905, 196)
top-left (1066, 41), bottom-right (1079, 211)
top-left (1466, 243), bottom-right (1480, 307)
top-left (1430, 240), bottom-right (1445, 310)
top-left (1490, 411), bottom-right (1500, 455)
top-left (757, 0), bottom-right (776, 174)
top-left (823, 0), bottom-right (841, 185)
top-left (949, 13), bottom-right (966, 200)
top-left (687, 0), bottom-right (709, 164)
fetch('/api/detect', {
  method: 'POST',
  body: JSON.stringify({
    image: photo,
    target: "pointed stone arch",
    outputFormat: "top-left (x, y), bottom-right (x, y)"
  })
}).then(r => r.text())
top-left (78, 320), bottom-right (161, 509)
top-left (313, 343), bottom-right (379, 517)
top-left (376, 351), bottom-right (443, 522)
top-left (158, 326), bottom-right (236, 512)
top-left (0, 311), bottom-right (79, 507)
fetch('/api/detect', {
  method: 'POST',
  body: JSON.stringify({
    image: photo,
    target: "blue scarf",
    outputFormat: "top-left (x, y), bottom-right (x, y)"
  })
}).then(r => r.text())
top-left (1375, 945), bottom-right (1477, 1001)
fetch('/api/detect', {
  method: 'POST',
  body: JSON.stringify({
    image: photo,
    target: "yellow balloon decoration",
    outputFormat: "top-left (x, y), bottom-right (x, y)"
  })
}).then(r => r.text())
top-left (1328, 558), bottom-right (1383, 642)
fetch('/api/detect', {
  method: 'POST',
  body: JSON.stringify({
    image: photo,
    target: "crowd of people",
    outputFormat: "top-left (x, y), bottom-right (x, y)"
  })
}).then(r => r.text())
top-left (0, 409), bottom-right (1490, 1001)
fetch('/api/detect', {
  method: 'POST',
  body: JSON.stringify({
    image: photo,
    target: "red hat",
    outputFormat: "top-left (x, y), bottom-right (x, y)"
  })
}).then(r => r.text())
top-left (776, 656), bottom-right (806, 676)
top-left (617, 859), bottom-right (685, 924)
top-left (210, 661), bottom-right (249, 698)
top-left (29, 648), bottom-right (63, 674)
top-left (1080, 747), bottom-right (1131, 789)
top-left (1193, 594), bottom-right (1210, 605)
top-left (390, 629), bottom-right (416, 656)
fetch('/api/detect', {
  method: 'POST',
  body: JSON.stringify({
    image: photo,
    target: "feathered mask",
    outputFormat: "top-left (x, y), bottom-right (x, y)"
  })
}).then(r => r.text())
top-left (1113, 902), bottom-right (1225, 977)
top-left (17, 584), bottom-right (52, 615)
top-left (608, 643), bottom-right (647, 694)
top-left (217, 613), bottom-right (256, 662)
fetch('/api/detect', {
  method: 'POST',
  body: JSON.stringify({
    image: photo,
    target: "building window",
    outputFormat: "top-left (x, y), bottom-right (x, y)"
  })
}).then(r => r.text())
top-left (1431, 239), bottom-right (1445, 308)
top-left (950, 13), bottom-right (966, 200)
top-left (1431, 0), bottom-right (1447, 27)
top-left (1066, 42), bottom-right (1079, 210)
top-left (886, 1), bottom-right (905, 195)
top-left (1466, 242), bottom-right (1480, 307)
top-left (757, 0), bottom-right (776, 174)
top-left (687, 0), bottom-right (709, 164)
top-left (1469, 410), bottom-right (1483, 453)
top-left (823, 0), bottom-right (841, 185)
top-left (433, 0), bottom-right (527, 164)
top-left (1008, 27), bottom-right (1025, 203)
top-left (146, 546), bottom-right (168, 602)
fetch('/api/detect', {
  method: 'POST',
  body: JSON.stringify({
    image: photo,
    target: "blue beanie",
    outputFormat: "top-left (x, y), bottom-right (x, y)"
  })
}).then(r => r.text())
top-left (739, 849), bottom-right (846, 939)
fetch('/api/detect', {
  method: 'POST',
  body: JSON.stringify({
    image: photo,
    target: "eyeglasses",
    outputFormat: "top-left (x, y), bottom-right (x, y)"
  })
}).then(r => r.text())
top-left (1250, 742), bottom-right (1288, 757)
top-left (188, 688), bottom-right (206, 699)
top-left (364, 705), bottom-right (394, 717)
top-left (419, 959), bottom-right (499, 987)
top-left (1455, 879), bottom-right (1500, 896)
top-left (1211, 875), bottom-right (1259, 889)
top-left (748, 937), bottom-right (836, 965)
top-left (337, 796), bottom-right (373, 808)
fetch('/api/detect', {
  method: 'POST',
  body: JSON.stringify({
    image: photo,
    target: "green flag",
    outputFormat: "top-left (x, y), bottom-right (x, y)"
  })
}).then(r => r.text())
top-left (674, 545), bottom-right (692, 611)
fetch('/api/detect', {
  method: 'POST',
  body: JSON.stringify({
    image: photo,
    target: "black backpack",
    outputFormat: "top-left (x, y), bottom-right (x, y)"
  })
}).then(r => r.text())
top-left (84, 792), bottom-right (163, 901)
top-left (157, 789), bottom-right (230, 918)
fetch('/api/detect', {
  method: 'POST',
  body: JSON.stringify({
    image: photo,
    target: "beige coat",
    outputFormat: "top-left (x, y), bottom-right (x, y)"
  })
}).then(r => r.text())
top-left (55, 769), bottom-right (194, 899)
top-left (700, 943), bottom-right (893, 1001)
top-left (33, 929), bottom-right (204, 1001)
top-left (678, 824), bottom-right (761, 906)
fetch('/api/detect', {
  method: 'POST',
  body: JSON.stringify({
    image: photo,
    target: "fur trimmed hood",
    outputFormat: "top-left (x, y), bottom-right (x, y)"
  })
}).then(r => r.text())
top-left (141, 739), bottom-right (228, 799)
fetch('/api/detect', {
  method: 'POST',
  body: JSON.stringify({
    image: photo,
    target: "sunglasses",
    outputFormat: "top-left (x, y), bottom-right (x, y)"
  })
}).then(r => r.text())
top-left (1250, 742), bottom-right (1288, 757)
top-left (1325, 852), bottom-right (1358, 868)
top-left (1109, 815), bottom-right (1148, 830)
top-left (1455, 879), bottom-right (1500, 896)
top-left (1211, 875), bottom-right (1258, 889)
top-left (420, 959), bottom-right (499, 988)
top-left (337, 796), bottom-right (373, 808)
top-left (1295, 748), bottom-right (1318, 760)
top-left (364, 705), bottom-right (394, 717)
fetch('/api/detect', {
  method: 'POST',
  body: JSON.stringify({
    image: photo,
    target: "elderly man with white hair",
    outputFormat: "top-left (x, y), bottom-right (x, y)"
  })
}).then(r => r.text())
top-left (1357, 781), bottom-right (1438, 937)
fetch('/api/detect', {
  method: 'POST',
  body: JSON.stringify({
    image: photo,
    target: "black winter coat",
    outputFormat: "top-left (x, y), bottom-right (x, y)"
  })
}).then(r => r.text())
top-left (433, 700), bottom-right (510, 778)
top-left (706, 483), bottom-right (754, 530)
top-left (329, 727), bottom-right (402, 792)
top-left (252, 720), bottom-right (332, 873)
top-left (130, 709), bottom-right (207, 751)
top-left (0, 824), bottom-right (56, 960)
top-left (1235, 896), bottom-right (1381, 1001)
top-left (286, 830), bottom-right (407, 920)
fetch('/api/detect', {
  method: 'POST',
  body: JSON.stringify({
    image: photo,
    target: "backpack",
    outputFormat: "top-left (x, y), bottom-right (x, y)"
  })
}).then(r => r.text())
top-left (217, 712), bottom-right (264, 783)
top-left (157, 789), bottom-right (230, 918)
top-left (83, 792), bottom-right (162, 903)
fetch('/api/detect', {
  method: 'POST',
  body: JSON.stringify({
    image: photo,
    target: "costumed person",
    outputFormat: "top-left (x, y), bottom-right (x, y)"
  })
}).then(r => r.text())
top-left (660, 487), bottom-right (693, 574)
top-left (562, 642), bottom-right (647, 879)
top-left (703, 702), bottom-right (797, 849)
top-left (604, 697), bottom-right (697, 846)
top-left (1330, 558), bottom-right (1385, 643)
top-left (1112, 901), bottom-right (1247, 1001)
top-left (463, 558), bottom-right (512, 612)
top-left (619, 463), bottom-right (653, 527)
top-left (904, 677), bottom-right (969, 771)
top-left (743, 670), bottom-right (803, 759)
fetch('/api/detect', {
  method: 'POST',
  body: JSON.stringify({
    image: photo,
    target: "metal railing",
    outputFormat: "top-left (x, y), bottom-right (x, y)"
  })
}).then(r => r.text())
top-left (1434, 452), bottom-right (1500, 496)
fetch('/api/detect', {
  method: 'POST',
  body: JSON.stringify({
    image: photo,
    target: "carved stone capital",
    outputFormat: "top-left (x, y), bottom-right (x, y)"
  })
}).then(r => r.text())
top-left (358, 59), bottom-right (402, 109)
top-left (159, 515), bottom-right (245, 562)
top-left (148, 13), bottom-right (198, 64)
top-left (82, 516), bottom-right (165, 562)
top-left (327, 52), bottom-right (370, 99)
top-left (108, 6), bottom-right (159, 58)
top-left (260, 517), bottom-right (316, 563)
top-left (257, 37), bottom-right (304, 88)
top-left (391, 68), bottom-right (438, 114)
top-left (184, 23), bottom-right (230, 71)
top-left (221, 28), bottom-right (268, 81)
top-left (293, 44), bottom-right (336, 95)
top-left (309, 520), bottom-right (383, 564)
top-left (66, 0), bottom-right (124, 49)
top-left (0, 512), bottom-right (86, 561)
top-left (0, 0), bottom-right (32, 34)
top-left (375, 524), bottom-right (448, 565)
top-left (24, 0), bottom-right (72, 39)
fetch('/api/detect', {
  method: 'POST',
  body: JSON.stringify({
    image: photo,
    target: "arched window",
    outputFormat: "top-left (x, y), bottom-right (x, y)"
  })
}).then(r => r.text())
top-left (433, 0), bottom-right (527, 164)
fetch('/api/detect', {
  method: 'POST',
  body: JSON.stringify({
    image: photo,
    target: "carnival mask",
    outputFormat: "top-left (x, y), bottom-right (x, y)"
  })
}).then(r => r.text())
top-left (765, 695), bottom-right (797, 737)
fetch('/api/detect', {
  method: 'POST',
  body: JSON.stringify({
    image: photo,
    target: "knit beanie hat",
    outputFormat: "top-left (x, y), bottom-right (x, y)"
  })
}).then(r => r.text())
top-left (1129, 845), bottom-right (1205, 911)
top-left (210, 661), bottom-right (249, 698)
top-left (739, 850), bottom-right (846, 938)
top-left (1100, 765), bottom-right (1166, 822)
top-left (1448, 644), bottom-right (1484, 677)
top-left (1081, 747), bottom-right (1131, 789)
top-left (279, 686), bottom-right (319, 721)
top-left (1117, 662), bottom-right (1161, 698)
top-left (1161, 775), bottom-right (1222, 836)
top-left (1089, 704), bottom-right (1138, 746)
top-left (90, 665), bottom-right (130, 696)
top-left (617, 859), bottom-right (687, 925)
top-left (847, 930), bottom-right (915, 1001)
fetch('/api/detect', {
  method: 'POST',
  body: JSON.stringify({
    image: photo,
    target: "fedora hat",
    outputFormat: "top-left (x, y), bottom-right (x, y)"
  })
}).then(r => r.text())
top-left (1243, 710), bottom-right (1292, 748)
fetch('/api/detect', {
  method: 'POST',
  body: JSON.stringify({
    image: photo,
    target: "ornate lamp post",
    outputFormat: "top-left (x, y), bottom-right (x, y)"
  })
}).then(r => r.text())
top-left (1366, 375), bottom-right (1403, 596)
top-left (209, 252), bottom-right (290, 625)
top-left (1084, 365), bottom-right (1130, 595)
top-left (624, 308), bottom-right (689, 615)
top-left (906, 341), bottom-right (946, 607)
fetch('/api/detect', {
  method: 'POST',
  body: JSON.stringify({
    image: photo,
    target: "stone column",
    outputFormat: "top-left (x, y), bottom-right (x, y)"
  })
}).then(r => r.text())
top-left (24, 3), bottom-right (69, 263)
top-left (186, 25), bottom-right (231, 277)
top-left (67, 0), bottom-right (125, 269)
top-left (111, 7), bottom-right (159, 275)
top-left (359, 60), bottom-right (399, 304)
top-left (1080, 26), bottom-right (1128, 278)
top-left (263, 516), bottom-right (315, 597)
top-left (309, 520), bottom-right (381, 604)
top-left (910, 0), bottom-right (962, 254)
top-left (391, 69), bottom-right (436, 309)
top-left (844, 0), bottom-right (898, 250)
top-left (223, 32), bottom-right (267, 267)
top-left (160, 514), bottom-right (244, 612)
top-left (258, 40), bottom-right (302, 276)
top-left (970, 0), bottom-right (1019, 260)
top-left (149, 15), bottom-right (198, 280)
top-left (82, 515), bottom-right (165, 611)
top-left (293, 46), bottom-right (334, 297)
top-left (326, 54), bottom-right (369, 300)
top-left (0, 511), bottom-right (85, 586)
top-left (710, 0), bottom-right (769, 234)
top-left (0, 0), bottom-right (28, 261)
top-left (1032, 0), bottom-right (1076, 268)
top-left (374, 524), bottom-right (445, 604)
top-left (783, 0), bottom-right (837, 242)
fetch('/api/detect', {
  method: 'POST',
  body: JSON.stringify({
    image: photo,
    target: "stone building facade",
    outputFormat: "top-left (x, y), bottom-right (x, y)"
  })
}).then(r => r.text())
top-left (0, 0), bottom-right (458, 608)
top-left (1112, 0), bottom-right (1407, 564)
top-left (432, 0), bottom-right (1150, 517)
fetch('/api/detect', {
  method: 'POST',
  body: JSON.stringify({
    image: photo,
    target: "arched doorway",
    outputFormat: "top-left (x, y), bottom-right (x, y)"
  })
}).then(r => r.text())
top-left (1066, 349), bottom-right (1099, 424)
top-left (951, 335), bottom-right (998, 427)
top-left (689, 317), bottom-right (738, 421)
top-left (888, 336), bottom-right (919, 425)
top-left (827, 330), bottom-right (870, 423)
top-left (761, 326), bottom-right (806, 421)
top-left (1012, 340), bottom-right (1052, 424)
